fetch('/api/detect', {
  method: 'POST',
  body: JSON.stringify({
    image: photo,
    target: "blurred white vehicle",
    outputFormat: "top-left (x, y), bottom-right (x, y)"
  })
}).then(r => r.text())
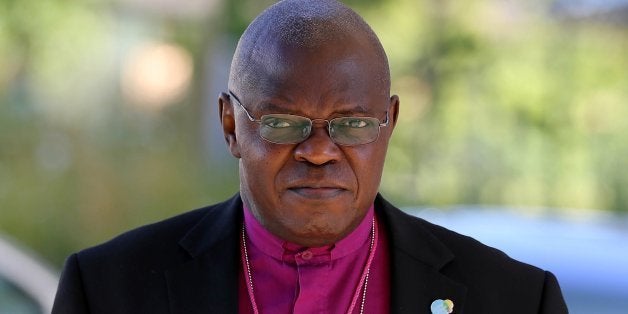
top-left (410, 207), bottom-right (628, 314)
top-left (0, 234), bottom-right (58, 314)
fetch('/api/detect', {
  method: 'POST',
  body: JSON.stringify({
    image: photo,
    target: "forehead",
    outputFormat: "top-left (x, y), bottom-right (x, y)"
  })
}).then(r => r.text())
top-left (241, 39), bottom-right (388, 114)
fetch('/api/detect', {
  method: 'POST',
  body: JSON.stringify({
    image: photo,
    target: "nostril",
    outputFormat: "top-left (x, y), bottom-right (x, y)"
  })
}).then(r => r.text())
top-left (293, 127), bottom-right (342, 165)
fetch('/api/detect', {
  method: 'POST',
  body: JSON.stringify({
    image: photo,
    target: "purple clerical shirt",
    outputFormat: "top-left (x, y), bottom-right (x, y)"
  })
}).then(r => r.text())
top-left (238, 205), bottom-right (391, 314)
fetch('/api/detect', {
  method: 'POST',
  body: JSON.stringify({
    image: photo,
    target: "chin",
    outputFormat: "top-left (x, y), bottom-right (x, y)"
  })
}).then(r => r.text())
top-left (291, 232), bottom-right (340, 247)
top-left (287, 218), bottom-right (354, 245)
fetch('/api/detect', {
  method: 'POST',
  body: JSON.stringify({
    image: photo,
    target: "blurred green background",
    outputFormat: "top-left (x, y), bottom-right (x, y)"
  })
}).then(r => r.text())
top-left (1, 0), bottom-right (627, 268)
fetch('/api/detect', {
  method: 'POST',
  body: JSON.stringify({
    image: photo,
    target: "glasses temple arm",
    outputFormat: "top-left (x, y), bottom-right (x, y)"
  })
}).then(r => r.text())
top-left (379, 111), bottom-right (390, 127)
top-left (228, 91), bottom-right (257, 122)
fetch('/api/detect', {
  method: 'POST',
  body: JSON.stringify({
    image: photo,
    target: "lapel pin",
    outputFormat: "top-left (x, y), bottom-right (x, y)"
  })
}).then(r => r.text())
top-left (430, 299), bottom-right (454, 314)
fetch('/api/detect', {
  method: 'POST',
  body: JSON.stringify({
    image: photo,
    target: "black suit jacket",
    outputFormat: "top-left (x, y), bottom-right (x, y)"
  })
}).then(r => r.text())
top-left (53, 194), bottom-right (568, 313)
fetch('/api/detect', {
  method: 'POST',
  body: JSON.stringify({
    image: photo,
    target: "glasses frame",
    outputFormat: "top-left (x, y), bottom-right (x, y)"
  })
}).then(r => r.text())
top-left (228, 91), bottom-right (389, 146)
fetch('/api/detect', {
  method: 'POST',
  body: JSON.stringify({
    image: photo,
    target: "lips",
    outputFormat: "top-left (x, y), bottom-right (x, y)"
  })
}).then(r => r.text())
top-left (288, 186), bottom-right (347, 199)
top-left (282, 169), bottom-right (352, 199)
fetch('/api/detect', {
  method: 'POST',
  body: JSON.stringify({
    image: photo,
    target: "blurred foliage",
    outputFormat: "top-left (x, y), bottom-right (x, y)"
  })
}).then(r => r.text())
top-left (1, 0), bottom-right (627, 267)
top-left (0, 0), bottom-right (240, 266)
top-left (365, 1), bottom-right (628, 213)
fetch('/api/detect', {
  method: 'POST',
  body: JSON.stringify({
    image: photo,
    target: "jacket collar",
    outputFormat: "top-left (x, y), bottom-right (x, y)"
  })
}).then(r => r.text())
top-left (375, 194), bottom-right (468, 313)
top-left (164, 193), bottom-right (467, 314)
top-left (165, 194), bottom-right (242, 314)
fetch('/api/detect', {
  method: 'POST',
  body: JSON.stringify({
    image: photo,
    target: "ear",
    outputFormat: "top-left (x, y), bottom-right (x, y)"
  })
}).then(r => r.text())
top-left (389, 94), bottom-right (400, 129)
top-left (218, 92), bottom-right (241, 158)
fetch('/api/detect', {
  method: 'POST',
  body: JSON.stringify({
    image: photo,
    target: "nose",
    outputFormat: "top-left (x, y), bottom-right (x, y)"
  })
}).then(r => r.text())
top-left (293, 121), bottom-right (342, 165)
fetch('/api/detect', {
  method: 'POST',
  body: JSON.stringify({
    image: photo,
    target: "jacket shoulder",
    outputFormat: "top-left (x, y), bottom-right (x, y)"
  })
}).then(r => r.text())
top-left (54, 195), bottom-right (242, 313)
top-left (378, 196), bottom-right (544, 277)
top-left (76, 196), bottom-right (237, 269)
top-left (415, 215), bottom-right (567, 312)
top-left (376, 195), bottom-right (566, 312)
top-left (418, 215), bottom-right (543, 272)
top-left (393, 206), bottom-right (547, 280)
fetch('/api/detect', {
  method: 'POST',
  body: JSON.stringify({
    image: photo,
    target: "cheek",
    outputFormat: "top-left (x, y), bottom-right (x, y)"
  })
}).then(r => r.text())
top-left (237, 127), bottom-right (292, 190)
top-left (237, 123), bottom-right (274, 166)
top-left (349, 145), bottom-right (388, 193)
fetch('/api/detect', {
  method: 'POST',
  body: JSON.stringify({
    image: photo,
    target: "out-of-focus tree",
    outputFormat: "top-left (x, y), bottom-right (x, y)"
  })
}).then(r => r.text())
top-left (0, 0), bottom-right (240, 265)
top-left (1, 0), bottom-right (627, 267)
top-left (353, 0), bottom-right (628, 214)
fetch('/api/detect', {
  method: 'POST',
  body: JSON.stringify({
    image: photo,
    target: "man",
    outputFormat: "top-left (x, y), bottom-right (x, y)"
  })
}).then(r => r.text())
top-left (53, 0), bottom-right (568, 313)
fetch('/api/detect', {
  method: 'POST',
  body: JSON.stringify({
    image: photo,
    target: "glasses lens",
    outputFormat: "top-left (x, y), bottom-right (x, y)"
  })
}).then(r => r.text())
top-left (330, 117), bottom-right (381, 145)
top-left (259, 114), bottom-right (312, 144)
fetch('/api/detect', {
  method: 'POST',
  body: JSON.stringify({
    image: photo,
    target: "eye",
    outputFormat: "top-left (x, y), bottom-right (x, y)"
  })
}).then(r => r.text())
top-left (264, 117), bottom-right (294, 128)
top-left (341, 118), bottom-right (369, 128)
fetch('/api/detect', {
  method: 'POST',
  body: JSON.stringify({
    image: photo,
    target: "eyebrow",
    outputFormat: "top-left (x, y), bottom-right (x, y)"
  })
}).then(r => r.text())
top-left (256, 102), bottom-right (292, 113)
top-left (256, 101), bottom-right (371, 116)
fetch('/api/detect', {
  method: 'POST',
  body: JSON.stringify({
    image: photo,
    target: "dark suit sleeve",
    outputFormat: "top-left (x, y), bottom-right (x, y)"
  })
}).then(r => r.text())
top-left (539, 271), bottom-right (569, 314)
top-left (52, 254), bottom-right (90, 314)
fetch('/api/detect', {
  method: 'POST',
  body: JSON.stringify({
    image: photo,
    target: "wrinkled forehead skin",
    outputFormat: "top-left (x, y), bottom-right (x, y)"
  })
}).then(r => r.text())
top-left (228, 0), bottom-right (391, 102)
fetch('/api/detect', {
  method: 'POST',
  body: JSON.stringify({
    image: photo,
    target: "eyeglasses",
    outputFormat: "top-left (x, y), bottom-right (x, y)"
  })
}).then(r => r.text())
top-left (229, 91), bottom-right (389, 146)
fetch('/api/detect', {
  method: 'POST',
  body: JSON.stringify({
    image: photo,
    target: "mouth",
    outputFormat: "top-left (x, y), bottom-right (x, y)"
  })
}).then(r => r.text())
top-left (287, 186), bottom-right (348, 199)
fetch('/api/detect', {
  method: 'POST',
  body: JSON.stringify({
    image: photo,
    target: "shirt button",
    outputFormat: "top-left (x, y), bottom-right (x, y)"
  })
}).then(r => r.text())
top-left (301, 250), bottom-right (313, 260)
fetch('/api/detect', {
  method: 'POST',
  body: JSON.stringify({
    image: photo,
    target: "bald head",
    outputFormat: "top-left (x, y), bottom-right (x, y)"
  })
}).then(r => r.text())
top-left (220, 0), bottom-right (400, 247)
top-left (228, 0), bottom-right (390, 96)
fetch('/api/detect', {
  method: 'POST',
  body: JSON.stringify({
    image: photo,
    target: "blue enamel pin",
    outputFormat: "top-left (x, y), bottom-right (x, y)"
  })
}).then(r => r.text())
top-left (430, 299), bottom-right (454, 314)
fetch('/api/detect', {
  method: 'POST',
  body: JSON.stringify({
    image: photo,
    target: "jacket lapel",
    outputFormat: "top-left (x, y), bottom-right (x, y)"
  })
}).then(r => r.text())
top-left (165, 195), bottom-right (243, 314)
top-left (376, 195), bottom-right (468, 314)
top-left (163, 193), bottom-right (467, 313)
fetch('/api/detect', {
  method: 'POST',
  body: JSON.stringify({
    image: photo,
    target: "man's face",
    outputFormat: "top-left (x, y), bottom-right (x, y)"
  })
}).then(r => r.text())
top-left (222, 38), bottom-right (399, 247)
